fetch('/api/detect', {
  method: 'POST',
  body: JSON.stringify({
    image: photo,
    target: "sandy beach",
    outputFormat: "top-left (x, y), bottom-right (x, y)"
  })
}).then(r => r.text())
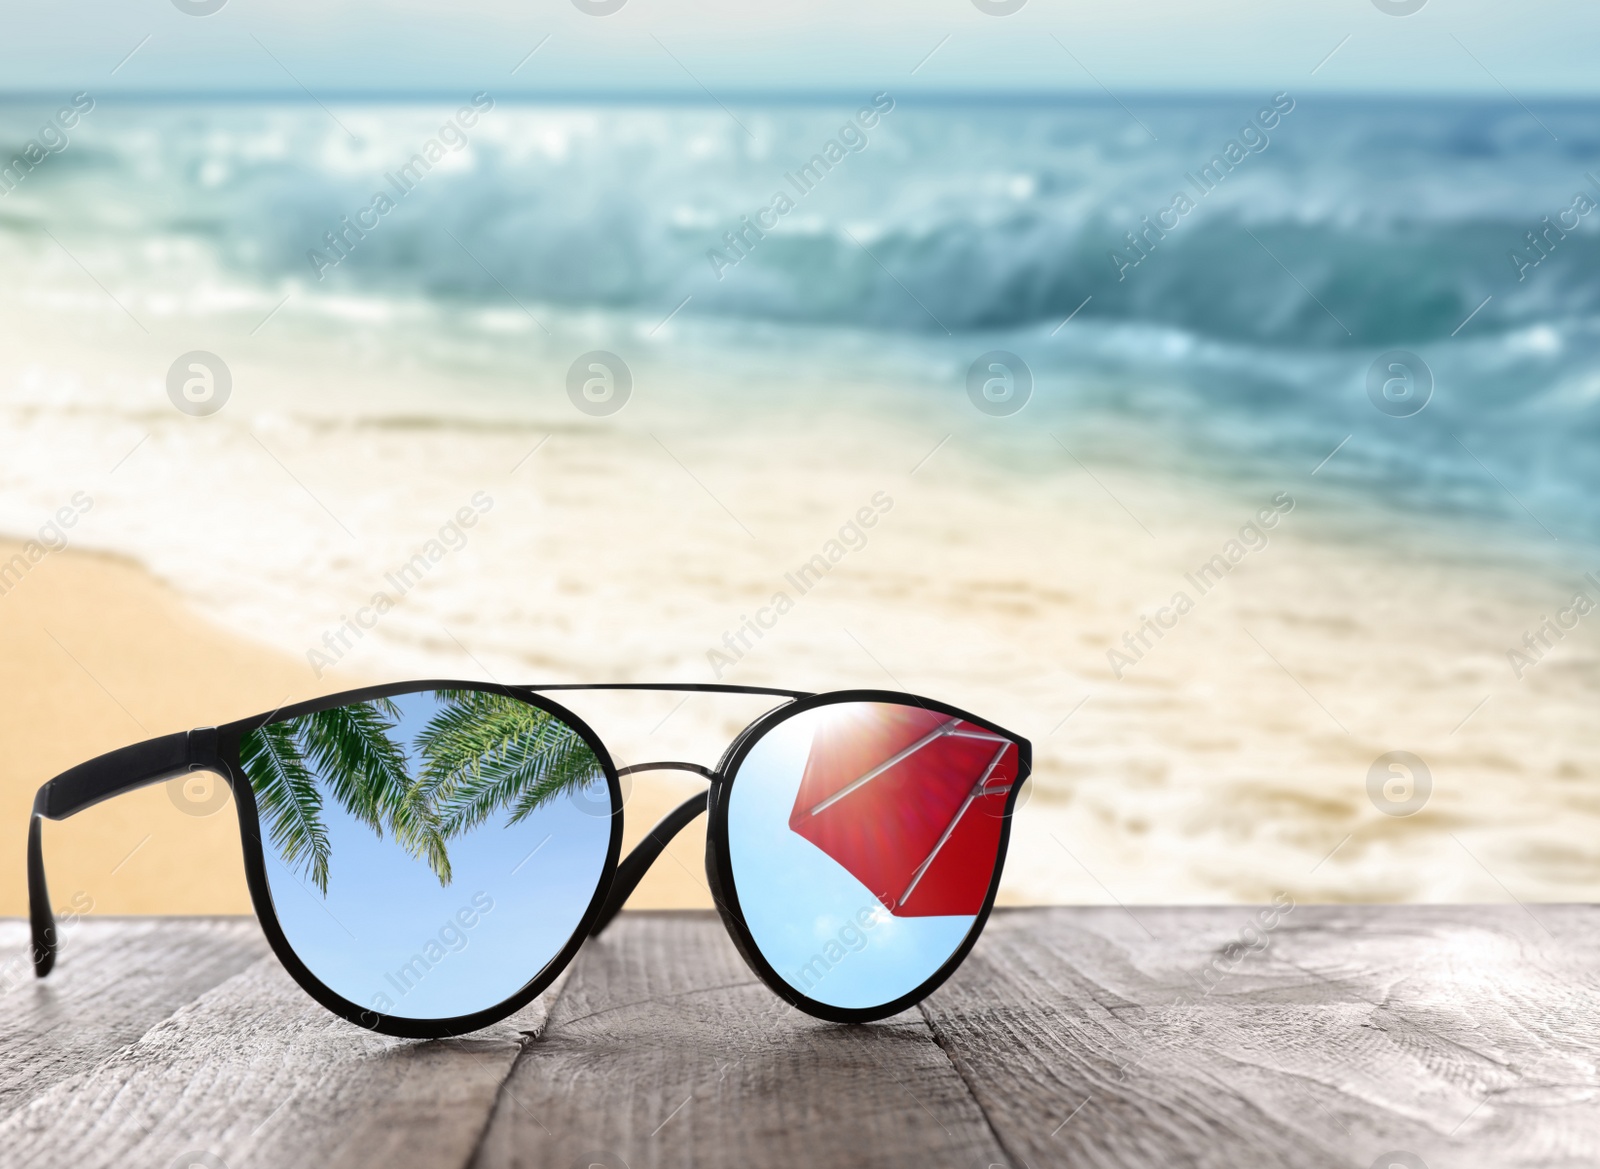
top-left (0, 538), bottom-right (717, 917)
top-left (4, 395), bottom-right (1599, 919)
top-left (4, 98), bottom-right (1599, 921)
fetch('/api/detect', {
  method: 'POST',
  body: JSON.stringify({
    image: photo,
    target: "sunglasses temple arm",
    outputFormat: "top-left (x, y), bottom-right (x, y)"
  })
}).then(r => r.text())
top-left (588, 790), bottom-right (709, 938)
top-left (28, 727), bottom-right (219, 977)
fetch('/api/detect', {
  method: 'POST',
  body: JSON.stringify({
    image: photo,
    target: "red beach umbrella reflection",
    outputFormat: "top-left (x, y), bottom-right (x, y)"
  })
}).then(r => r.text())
top-left (787, 704), bottom-right (1019, 917)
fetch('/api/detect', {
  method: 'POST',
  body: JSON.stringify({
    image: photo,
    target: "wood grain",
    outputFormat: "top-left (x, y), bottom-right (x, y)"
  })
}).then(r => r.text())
top-left (0, 923), bottom-right (562, 1169)
top-left (5, 908), bottom-right (1600, 1168)
top-left (0, 917), bottom-right (267, 1115)
top-left (471, 910), bottom-right (1009, 1169)
top-left (920, 904), bottom-right (1600, 1169)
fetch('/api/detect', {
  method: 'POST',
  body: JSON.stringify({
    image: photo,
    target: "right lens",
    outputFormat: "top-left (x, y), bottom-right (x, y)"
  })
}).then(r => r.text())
top-left (240, 686), bottom-right (616, 1023)
top-left (724, 698), bottom-right (1023, 1012)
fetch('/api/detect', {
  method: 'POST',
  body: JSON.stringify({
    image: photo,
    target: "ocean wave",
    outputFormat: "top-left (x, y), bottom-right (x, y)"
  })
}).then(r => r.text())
top-left (4, 99), bottom-right (1599, 346)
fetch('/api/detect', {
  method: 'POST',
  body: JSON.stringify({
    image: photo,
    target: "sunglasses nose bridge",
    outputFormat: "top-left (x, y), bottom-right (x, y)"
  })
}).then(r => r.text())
top-left (614, 760), bottom-right (718, 780)
top-left (588, 788), bottom-right (709, 938)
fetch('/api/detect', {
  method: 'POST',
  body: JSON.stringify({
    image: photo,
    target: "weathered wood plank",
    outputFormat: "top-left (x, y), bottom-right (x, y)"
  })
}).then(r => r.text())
top-left (0, 917), bottom-right (268, 1117)
top-left (920, 905), bottom-right (1600, 1169)
top-left (10, 908), bottom-right (1600, 1168)
top-left (472, 910), bottom-right (1008, 1169)
top-left (0, 945), bottom-right (565, 1169)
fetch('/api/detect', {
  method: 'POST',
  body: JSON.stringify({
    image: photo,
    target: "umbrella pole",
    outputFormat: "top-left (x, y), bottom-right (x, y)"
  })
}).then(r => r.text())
top-left (808, 721), bottom-right (1011, 816)
top-left (896, 742), bottom-right (1012, 910)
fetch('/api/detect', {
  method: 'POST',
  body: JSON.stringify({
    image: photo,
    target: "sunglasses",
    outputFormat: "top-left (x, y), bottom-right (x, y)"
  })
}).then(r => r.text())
top-left (27, 682), bottom-right (1031, 1038)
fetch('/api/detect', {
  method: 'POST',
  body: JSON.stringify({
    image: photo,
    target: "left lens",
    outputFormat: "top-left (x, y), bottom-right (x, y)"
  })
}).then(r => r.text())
top-left (241, 686), bottom-right (616, 1024)
top-left (722, 698), bottom-right (1024, 1013)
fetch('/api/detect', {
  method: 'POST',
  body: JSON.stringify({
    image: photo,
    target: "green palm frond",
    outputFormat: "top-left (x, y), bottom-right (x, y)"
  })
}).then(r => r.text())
top-left (236, 690), bottom-right (593, 897)
top-left (294, 698), bottom-right (452, 885)
top-left (241, 720), bottom-right (332, 894)
top-left (296, 700), bottom-right (454, 882)
top-left (294, 699), bottom-right (396, 832)
top-left (419, 691), bottom-right (603, 835)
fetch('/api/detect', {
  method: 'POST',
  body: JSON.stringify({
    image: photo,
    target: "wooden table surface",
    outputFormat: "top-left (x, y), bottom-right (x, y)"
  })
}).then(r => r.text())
top-left (1, 905), bottom-right (1596, 1168)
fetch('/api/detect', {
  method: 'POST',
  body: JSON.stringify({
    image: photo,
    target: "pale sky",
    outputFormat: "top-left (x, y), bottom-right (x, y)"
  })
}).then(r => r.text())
top-left (4, 0), bottom-right (1596, 97)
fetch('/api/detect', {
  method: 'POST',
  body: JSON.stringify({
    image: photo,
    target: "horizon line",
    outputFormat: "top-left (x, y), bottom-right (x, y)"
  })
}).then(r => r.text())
top-left (1, 87), bottom-right (1599, 106)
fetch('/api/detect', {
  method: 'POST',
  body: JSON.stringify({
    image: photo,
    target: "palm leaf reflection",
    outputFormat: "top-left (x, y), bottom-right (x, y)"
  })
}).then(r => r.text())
top-left (239, 691), bottom-right (601, 893)
top-left (416, 689), bottom-right (603, 836)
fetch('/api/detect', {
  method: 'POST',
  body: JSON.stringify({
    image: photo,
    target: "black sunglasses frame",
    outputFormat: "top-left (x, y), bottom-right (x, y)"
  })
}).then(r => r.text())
top-left (707, 688), bottom-right (1032, 1025)
top-left (28, 681), bottom-right (1031, 1039)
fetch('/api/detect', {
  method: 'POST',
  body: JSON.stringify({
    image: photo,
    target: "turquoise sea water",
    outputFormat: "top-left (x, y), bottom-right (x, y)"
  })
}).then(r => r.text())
top-left (3, 93), bottom-right (1595, 546)
top-left (5, 95), bottom-right (1600, 908)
